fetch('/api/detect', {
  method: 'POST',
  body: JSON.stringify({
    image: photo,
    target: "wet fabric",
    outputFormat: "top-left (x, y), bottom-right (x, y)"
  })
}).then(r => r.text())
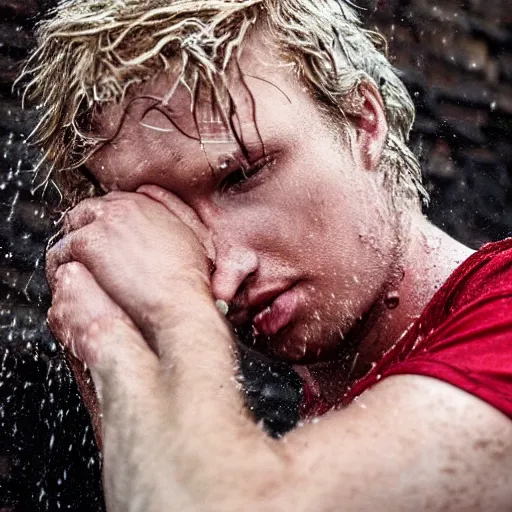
top-left (302, 238), bottom-right (512, 419)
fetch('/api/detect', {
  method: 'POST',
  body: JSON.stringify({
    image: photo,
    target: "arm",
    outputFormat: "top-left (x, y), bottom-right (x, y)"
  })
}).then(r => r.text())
top-left (282, 376), bottom-right (512, 511)
top-left (142, 309), bottom-right (512, 512)
top-left (76, 297), bottom-right (512, 512)
top-left (47, 188), bottom-right (512, 512)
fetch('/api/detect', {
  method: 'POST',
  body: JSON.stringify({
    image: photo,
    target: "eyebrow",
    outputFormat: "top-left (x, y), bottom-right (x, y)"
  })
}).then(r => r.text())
top-left (210, 140), bottom-right (269, 175)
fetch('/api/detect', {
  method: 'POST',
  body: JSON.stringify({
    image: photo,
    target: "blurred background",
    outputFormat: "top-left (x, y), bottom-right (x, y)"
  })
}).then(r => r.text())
top-left (0, 0), bottom-right (511, 510)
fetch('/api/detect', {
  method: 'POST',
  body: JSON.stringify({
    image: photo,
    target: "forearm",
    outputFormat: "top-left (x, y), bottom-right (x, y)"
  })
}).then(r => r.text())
top-left (94, 310), bottom-right (240, 512)
top-left (154, 296), bottom-right (242, 406)
top-left (151, 302), bottom-right (298, 510)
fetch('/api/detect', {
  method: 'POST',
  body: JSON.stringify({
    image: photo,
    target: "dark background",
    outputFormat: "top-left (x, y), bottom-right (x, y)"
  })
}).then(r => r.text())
top-left (0, 0), bottom-right (511, 510)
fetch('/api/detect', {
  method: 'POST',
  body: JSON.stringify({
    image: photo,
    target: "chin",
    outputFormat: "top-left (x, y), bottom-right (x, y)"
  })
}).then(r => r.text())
top-left (235, 312), bottom-right (348, 364)
top-left (263, 323), bottom-right (342, 364)
top-left (235, 323), bottom-right (302, 363)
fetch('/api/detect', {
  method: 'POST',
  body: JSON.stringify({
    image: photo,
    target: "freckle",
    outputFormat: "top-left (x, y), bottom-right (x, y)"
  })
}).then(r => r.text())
top-left (473, 439), bottom-right (492, 450)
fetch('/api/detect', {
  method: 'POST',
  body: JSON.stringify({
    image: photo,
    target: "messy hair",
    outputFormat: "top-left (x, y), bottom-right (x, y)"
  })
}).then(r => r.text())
top-left (21, 0), bottom-right (427, 208)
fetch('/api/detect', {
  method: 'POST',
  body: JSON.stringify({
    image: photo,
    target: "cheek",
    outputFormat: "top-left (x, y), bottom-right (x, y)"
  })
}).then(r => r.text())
top-left (209, 196), bottom-right (317, 270)
top-left (209, 159), bottom-right (386, 273)
top-left (216, 175), bottom-right (341, 247)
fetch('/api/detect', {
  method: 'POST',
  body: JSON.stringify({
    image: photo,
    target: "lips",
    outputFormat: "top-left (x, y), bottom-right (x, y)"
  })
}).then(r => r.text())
top-left (252, 287), bottom-right (299, 337)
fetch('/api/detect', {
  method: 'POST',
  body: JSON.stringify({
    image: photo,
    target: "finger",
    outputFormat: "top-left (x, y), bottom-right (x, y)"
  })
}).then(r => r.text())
top-left (48, 261), bottom-right (157, 380)
top-left (63, 197), bottom-right (106, 233)
top-left (68, 191), bottom-right (211, 259)
top-left (137, 184), bottom-right (216, 261)
top-left (63, 192), bottom-right (143, 234)
top-left (46, 223), bottom-right (98, 291)
top-left (49, 262), bottom-right (129, 360)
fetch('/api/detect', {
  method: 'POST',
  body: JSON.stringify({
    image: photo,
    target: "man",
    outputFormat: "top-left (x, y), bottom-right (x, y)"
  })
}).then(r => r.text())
top-left (23, 0), bottom-right (512, 510)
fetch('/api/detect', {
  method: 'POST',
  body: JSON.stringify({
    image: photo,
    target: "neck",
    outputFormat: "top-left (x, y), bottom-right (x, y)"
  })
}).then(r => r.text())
top-left (302, 214), bottom-right (474, 402)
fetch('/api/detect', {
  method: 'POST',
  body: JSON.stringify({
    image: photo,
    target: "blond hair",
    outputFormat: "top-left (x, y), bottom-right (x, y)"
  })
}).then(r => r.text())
top-left (22, 0), bottom-right (427, 207)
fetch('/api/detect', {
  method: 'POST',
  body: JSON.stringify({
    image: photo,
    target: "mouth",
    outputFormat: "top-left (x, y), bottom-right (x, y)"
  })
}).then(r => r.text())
top-left (252, 287), bottom-right (299, 337)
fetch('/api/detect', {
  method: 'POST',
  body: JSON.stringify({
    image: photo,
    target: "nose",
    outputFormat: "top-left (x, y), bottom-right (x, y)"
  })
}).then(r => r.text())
top-left (211, 243), bottom-right (258, 304)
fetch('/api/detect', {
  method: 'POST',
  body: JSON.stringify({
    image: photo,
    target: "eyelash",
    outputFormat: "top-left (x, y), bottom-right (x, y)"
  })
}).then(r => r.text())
top-left (219, 156), bottom-right (275, 193)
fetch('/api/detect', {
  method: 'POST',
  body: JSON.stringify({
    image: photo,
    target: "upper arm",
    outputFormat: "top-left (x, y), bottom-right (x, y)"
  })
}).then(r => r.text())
top-left (282, 375), bottom-right (512, 512)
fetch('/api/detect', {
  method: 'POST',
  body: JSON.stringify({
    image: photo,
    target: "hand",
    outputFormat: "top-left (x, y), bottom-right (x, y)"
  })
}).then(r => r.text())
top-left (47, 257), bottom-right (287, 512)
top-left (46, 185), bottom-right (217, 445)
top-left (47, 185), bottom-right (215, 344)
top-left (45, 187), bottom-right (283, 512)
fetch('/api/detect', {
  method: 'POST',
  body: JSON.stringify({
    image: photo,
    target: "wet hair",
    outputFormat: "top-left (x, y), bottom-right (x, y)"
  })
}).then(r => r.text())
top-left (21, 0), bottom-right (427, 208)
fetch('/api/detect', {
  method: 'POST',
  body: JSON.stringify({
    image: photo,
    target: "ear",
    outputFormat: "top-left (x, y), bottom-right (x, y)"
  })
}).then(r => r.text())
top-left (352, 81), bottom-right (388, 172)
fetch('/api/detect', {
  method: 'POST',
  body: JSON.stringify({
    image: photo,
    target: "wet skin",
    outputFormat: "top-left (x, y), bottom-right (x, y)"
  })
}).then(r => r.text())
top-left (87, 44), bottom-right (405, 371)
top-left (45, 38), bottom-right (512, 512)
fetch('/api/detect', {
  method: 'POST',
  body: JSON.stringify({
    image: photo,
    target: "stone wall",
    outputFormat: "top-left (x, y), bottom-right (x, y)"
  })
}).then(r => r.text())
top-left (0, 0), bottom-right (510, 510)
top-left (361, 0), bottom-right (512, 246)
top-left (0, 2), bottom-right (105, 510)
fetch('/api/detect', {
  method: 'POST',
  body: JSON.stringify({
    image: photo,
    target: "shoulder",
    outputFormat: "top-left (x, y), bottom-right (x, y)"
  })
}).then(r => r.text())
top-left (432, 237), bottom-right (512, 316)
top-left (372, 238), bottom-right (512, 419)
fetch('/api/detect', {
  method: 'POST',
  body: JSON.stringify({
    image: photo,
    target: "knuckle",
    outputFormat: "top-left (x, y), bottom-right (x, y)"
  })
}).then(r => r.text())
top-left (72, 228), bottom-right (104, 257)
top-left (105, 190), bottom-right (129, 201)
top-left (66, 198), bottom-right (102, 223)
top-left (88, 199), bottom-right (105, 217)
top-left (70, 233), bottom-right (89, 254)
top-left (54, 262), bottom-right (72, 281)
top-left (53, 263), bottom-right (67, 282)
top-left (63, 261), bottom-right (84, 277)
top-left (105, 199), bottom-right (137, 223)
top-left (76, 196), bottom-right (103, 211)
top-left (45, 244), bottom-right (59, 265)
top-left (62, 211), bottom-right (74, 231)
top-left (54, 261), bottom-right (86, 288)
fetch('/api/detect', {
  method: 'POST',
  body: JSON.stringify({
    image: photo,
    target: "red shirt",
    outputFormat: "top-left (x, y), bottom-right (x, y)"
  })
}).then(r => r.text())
top-left (302, 238), bottom-right (512, 419)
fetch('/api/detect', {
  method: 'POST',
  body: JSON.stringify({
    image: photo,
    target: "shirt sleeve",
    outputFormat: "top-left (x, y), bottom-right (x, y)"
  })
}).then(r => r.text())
top-left (380, 283), bottom-right (512, 419)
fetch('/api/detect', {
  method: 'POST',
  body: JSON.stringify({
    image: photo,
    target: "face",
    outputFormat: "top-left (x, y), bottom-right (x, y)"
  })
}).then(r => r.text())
top-left (87, 39), bottom-right (401, 364)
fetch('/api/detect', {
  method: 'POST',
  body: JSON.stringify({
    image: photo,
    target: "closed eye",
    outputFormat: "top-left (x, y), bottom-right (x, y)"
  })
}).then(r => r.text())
top-left (219, 156), bottom-right (275, 193)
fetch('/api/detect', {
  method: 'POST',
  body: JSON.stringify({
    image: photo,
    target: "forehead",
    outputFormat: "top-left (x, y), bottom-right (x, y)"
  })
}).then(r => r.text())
top-left (86, 44), bottom-right (316, 192)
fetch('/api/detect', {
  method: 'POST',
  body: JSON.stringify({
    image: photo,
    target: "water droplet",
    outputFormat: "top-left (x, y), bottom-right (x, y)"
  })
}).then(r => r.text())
top-left (215, 299), bottom-right (229, 316)
top-left (384, 291), bottom-right (400, 310)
